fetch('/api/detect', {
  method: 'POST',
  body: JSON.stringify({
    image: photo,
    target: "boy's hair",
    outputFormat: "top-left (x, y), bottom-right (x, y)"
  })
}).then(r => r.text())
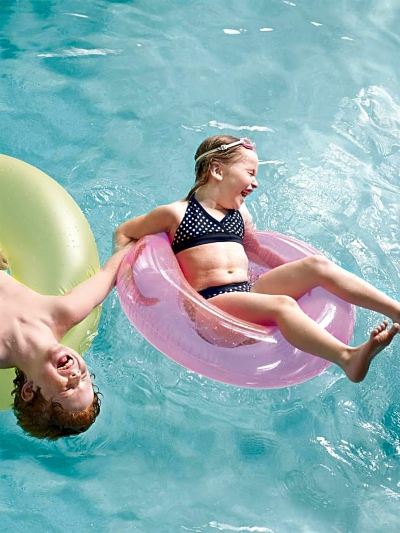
top-left (186, 135), bottom-right (243, 200)
top-left (12, 368), bottom-right (101, 440)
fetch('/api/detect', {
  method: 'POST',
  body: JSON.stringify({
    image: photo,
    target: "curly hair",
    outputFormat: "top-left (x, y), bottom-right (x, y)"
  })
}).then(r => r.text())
top-left (12, 368), bottom-right (101, 440)
top-left (186, 135), bottom-right (244, 200)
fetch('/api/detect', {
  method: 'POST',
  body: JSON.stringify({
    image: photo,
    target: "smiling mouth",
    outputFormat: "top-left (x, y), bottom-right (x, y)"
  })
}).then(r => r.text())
top-left (57, 355), bottom-right (74, 370)
top-left (241, 189), bottom-right (252, 198)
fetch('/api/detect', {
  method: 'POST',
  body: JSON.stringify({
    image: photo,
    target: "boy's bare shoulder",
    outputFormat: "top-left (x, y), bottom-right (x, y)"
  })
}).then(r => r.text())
top-left (0, 271), bottom-right (26, 294)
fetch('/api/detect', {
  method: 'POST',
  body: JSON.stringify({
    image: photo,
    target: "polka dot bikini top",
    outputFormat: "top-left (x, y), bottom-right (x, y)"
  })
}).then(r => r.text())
top-left (171, 195), bottom-right (245, 254)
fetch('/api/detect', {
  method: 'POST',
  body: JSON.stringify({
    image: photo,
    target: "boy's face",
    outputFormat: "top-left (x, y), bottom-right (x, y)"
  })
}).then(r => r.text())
top-left (23, 344), bottom-right (94, 411)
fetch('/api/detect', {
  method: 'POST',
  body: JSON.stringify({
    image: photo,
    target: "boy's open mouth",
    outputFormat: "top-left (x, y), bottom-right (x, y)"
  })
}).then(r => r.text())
top-left (57, 354), bottom-right (74, 370)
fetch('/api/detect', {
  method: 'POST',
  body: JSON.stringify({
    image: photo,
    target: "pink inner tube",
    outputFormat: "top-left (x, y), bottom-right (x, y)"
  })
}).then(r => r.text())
top-left (117, 231), bottom-right (356, 388)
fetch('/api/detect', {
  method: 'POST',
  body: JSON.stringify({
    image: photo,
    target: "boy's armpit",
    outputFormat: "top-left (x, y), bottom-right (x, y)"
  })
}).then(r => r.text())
top-left (47, 296), bottom-right (78, 334)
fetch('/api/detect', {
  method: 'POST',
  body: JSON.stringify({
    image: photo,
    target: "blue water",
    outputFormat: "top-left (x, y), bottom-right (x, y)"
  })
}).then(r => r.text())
top-left (1, 1), bottom-right (400, 531)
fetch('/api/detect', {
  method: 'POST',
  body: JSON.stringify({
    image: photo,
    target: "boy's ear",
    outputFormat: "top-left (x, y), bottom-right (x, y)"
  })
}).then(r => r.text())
top-left (21, 380), bottom-right (37, 402)
top-left (209, 161), bottom-right (224, 182)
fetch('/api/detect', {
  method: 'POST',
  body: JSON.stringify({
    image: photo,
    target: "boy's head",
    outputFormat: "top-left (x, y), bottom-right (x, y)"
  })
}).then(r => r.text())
top-left (12, 344), bottom-right (101, 439)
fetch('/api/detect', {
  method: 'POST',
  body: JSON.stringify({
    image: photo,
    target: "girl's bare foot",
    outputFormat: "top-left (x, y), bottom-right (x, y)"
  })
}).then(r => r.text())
top-left (343, 321), bottom-right (399, 382)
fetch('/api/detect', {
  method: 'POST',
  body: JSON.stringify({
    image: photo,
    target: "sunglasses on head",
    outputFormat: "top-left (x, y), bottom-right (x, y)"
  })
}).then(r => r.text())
top-left (195, 138), bottom-right (256, 165)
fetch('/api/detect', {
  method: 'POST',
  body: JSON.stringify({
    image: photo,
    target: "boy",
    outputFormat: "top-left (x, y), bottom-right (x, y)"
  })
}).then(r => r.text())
top-left (0, 247), bottom-right (129, 439)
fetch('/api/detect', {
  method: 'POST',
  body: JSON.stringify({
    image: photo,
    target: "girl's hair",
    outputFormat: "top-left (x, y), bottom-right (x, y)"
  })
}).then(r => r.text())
top-left (186, 135), bottom-right (244, 200)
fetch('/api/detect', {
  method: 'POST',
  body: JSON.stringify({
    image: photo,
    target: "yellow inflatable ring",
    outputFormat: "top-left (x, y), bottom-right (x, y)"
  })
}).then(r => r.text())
top-left (0, 155), bottom-right (101, 410)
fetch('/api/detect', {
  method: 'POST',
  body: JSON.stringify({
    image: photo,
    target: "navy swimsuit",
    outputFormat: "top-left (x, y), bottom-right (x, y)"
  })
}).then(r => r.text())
top-left (171, 195), bottom-right (251, 299)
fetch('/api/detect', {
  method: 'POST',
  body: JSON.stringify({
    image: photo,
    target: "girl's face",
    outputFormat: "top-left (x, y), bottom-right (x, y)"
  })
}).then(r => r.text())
top-left (218, 148), bottom-right (259, 209)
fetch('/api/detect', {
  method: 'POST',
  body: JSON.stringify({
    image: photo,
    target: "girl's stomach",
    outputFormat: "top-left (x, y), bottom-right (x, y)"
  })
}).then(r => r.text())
top-left (176, 242), bottom-right (249, 291)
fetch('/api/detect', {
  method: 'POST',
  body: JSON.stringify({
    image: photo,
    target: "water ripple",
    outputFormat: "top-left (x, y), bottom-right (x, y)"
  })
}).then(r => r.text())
top-left (208, 522), bottom-right (274, 532)
top-left (63, 13), bottom-right (90, 19)
top-left (37, 48), bottom-right (121, 58)
top-left (182, 121), bottom-right (274, 133)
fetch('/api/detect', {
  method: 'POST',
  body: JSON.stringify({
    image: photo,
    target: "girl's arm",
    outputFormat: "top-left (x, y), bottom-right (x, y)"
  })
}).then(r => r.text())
top-left (241, 205), bottom-right (286, 268)
top-left (114, 205), bottom-right (176, 250)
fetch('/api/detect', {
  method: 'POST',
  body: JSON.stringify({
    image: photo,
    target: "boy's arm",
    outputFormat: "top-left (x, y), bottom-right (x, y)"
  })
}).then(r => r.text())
top-left (60, 246), bottom-right (131, 326)
top-left (241, 205), bottom-right (286, 268)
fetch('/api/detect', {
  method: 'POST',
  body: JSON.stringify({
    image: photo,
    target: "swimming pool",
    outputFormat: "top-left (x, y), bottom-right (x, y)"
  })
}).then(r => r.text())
top-left (1, 0), bottom-right (399, 530)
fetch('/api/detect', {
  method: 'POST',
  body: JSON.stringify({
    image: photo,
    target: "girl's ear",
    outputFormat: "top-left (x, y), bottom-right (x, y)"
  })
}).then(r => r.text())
top-left (209, 161), bottom-right (224, 182)
top-left (21, 380), bottom-right (37, 402)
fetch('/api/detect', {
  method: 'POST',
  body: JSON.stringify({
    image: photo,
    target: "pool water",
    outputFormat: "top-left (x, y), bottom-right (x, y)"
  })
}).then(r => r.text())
top-left (1, 1), bottom-right (400, 531)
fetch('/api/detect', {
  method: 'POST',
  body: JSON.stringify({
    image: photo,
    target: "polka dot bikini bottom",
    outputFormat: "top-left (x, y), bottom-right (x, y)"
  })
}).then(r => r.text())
top-left (198, 281), bottom-right (251, 300)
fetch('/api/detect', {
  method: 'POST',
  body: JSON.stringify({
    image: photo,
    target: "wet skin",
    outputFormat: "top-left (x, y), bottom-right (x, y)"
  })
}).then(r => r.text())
top-left (0, 247), bottom-right (129, 411)
top-left (0, 272), bottom-right (94, 411)
top-left (115, 146), bottom-right (400, 381)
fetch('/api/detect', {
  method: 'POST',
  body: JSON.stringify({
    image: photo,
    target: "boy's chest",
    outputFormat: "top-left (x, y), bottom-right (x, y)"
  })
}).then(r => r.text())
top-left (0, 274), bottom-right (50, 359)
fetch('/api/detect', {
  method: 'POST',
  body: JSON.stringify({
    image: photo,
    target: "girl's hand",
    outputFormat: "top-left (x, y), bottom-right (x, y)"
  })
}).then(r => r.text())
top-left (241, 204), bottom-right (287, 268)
top-left (113, 231), bottom-right (135, 252)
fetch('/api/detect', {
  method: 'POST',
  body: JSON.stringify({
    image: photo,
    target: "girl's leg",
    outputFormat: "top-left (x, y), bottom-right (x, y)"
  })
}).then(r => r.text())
top-left (209, 291), bottom-right (399, 382)
top-left (252, 255), bottom-right (400, 322)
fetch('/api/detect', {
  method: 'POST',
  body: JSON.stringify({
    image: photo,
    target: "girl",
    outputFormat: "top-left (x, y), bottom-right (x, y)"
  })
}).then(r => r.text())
top-left (115, 135), bottom-right (400, 382)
